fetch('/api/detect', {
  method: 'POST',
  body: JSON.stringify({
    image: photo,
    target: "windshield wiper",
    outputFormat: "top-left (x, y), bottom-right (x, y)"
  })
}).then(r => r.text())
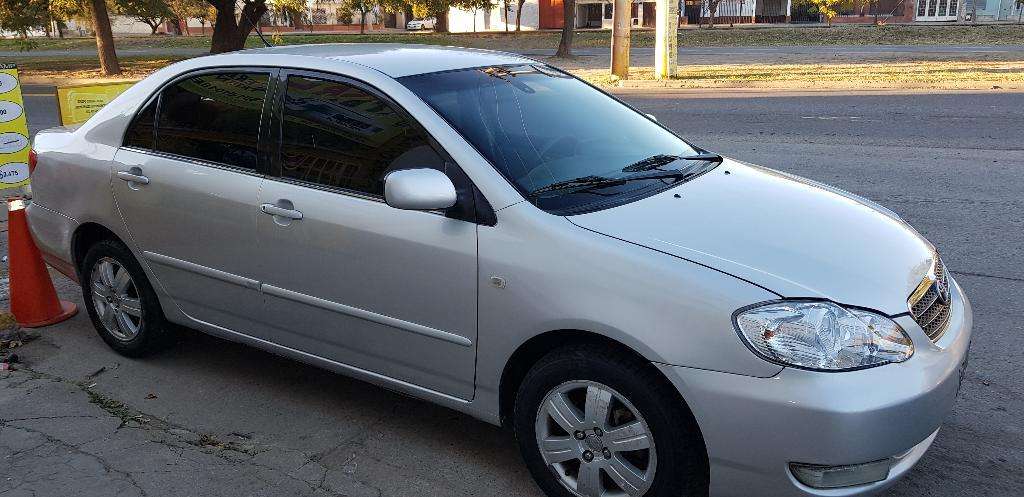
top-left (526, 175), bottom-right (626, 198)
top-left (527, 167), bottom-right (712, 199)
top-left (622, 152), bottom-right (722, 172)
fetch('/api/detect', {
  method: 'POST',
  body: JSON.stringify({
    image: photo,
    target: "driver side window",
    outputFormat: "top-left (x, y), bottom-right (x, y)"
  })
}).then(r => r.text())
top-left (279, 75), bottom-right (444, 196)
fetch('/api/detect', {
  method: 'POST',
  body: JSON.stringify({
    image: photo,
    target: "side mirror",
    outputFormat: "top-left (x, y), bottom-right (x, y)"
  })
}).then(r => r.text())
top-left (384, 168), bottom-right (457, 211)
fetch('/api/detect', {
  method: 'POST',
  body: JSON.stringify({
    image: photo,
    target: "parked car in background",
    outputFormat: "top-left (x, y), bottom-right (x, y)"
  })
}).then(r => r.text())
top-left (27, 44), bottom-right (972, 497)
top-left (406, 17), bottom-right (436, 30)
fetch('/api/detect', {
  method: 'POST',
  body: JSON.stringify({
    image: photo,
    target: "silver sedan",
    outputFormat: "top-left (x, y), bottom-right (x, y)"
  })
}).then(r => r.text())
top-left (27, 44), bottom-right (972, 497)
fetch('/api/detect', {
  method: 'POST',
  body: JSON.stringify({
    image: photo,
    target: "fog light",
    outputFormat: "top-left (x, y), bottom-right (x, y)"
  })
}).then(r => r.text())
top-left (790, 458), bottom-right (892, 489)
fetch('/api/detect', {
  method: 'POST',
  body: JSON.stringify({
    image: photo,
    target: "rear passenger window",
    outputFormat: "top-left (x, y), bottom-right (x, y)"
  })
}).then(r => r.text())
top-left (123, 97), bottom-right (156, 149)
top-left (155, 72), bottom-right (269, 170)
top-left (279, 75), bottom-right (443, 196)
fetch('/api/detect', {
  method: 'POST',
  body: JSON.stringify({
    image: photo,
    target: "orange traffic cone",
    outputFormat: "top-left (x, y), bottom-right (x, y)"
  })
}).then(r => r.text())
top-left (7, 197), bottom-right (77, 327)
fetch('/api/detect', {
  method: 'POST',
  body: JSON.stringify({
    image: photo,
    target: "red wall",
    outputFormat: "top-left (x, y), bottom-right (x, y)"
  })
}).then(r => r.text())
top-left (539, 0), bottom-right (566, 29)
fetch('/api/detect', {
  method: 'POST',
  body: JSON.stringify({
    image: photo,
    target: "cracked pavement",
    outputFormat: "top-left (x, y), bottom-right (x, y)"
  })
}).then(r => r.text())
top-left (2, 89), bottom-right (1023, 496)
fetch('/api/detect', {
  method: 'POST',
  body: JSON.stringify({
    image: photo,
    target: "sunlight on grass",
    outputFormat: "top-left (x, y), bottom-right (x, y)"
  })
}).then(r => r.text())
top-left (577, 61), bottom-right (1024, 89)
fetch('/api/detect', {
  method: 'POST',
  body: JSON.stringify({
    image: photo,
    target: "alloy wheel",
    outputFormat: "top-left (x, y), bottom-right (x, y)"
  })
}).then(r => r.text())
top-left (90, 257), bottom-right (143, 341)
top-left (535, 380), bottom-right (657, 497)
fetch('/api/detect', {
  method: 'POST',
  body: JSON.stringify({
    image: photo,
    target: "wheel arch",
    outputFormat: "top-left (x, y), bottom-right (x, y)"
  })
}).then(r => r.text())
top-left (71, 222), bottom-right (128, 277)
top-left (498, 329), bottom-right (705, 439)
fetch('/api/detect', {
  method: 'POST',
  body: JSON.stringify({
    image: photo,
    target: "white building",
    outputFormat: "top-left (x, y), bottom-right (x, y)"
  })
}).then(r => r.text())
top-left (448, 4), bottom-right (542, 33)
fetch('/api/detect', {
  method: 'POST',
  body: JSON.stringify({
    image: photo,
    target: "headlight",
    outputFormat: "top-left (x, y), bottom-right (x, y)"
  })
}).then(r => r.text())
top-left (734, 300), bottom-right (913, 371)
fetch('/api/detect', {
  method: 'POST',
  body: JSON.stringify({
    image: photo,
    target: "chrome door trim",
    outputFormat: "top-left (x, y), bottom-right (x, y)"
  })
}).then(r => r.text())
top-left (260, 283), bottom-right (474, 347)
top-left (142, 251), bottom-right (260, 291)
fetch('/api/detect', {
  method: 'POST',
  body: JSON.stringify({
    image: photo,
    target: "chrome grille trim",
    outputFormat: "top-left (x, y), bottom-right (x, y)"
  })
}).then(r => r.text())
top-left (908, 257), bottom-right (951, 342)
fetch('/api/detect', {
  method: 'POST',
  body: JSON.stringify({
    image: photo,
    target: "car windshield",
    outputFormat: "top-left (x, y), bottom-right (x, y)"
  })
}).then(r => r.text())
top-left (400, 65), bottom-right (710, 214)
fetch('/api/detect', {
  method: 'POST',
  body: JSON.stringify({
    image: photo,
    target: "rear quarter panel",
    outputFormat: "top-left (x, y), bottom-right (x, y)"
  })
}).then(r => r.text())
top-left (26, 65), bottom-right (181, 281)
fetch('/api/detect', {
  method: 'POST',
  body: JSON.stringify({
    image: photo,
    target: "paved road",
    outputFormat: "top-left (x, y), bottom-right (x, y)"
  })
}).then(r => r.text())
top-left (5, 43), bottom-right (1024, 65)
top-left (2, 89), bottom-right (1022, 497)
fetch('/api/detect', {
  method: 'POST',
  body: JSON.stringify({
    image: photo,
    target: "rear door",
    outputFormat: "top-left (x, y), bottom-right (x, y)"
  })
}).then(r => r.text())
top-left (253, 71), bottom-right (480, 399)
top-left (112, 70), bottom-right (275, 334)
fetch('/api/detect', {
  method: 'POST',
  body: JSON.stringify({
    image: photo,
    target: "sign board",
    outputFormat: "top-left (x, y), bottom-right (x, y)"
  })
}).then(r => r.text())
top-left (56, 81), bottom-right (134, 126)
top-left (0, 63), bottom-right (31, 190)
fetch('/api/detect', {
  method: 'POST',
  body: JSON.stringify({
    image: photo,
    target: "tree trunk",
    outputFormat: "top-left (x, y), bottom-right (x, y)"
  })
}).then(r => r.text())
top-left (361, 11), bottom-right (367, 34)
top-left (516, 1), bottom-right (524, 30)
top-left (555, 0), bottom-right (575, 57)
top-left (434, 10), bottom-right (449, 33)
top-left (504, 1), bottom-right (509, 31)
top-left (90, 0), bottom-right (121, 75)
top-left (209, 0), bottom-right (268, 53)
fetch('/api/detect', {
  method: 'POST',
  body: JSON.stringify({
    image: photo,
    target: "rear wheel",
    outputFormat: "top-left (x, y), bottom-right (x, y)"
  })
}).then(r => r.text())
top-left (514, 344), bottom-right (708, 497)
top-left (81, 239), bottom-right (172, 356)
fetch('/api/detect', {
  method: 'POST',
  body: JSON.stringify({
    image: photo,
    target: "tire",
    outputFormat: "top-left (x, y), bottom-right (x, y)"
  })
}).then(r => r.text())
top-left (81, 239), bottom-right (173, 357)
top-left (514, 343), bottom-right (709, 497)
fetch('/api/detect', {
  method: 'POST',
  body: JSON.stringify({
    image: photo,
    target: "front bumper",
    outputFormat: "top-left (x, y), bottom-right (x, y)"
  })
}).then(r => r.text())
top-left (658, 277), bottom-right (972, 497)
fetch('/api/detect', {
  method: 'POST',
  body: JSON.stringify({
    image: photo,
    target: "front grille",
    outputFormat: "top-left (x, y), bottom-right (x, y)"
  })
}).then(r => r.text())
top-left (909, 258), bottom-right (952, 341)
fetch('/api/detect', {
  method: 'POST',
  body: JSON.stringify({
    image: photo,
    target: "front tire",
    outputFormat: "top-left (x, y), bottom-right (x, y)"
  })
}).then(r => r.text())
top-left (514, 344), bottom-right (708, 497)
top-left (81, 239), bottom-right (172, 357)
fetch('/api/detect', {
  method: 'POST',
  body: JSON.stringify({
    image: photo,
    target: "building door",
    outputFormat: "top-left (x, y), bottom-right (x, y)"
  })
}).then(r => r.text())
top-left (684, 0), bottom-right (702, 23)
top-left (643, 2), bottom-right (657, 27)
top-left (580, 4), bottom-right (603, 27)
top-left (916, 0), bottom-right (959, 20)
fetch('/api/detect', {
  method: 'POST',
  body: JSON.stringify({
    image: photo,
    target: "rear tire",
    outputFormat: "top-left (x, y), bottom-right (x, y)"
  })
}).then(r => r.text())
top-left (81, 239), bottom-right (173, 357)
top-left (514, 343), bottom-right (709, 497)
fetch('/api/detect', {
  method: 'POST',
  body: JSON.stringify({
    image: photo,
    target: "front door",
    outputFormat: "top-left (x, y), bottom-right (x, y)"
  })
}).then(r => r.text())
top-left (112, 70), bottom-right (273, 333)
top-left (254, 72), bottom-right (479, 399)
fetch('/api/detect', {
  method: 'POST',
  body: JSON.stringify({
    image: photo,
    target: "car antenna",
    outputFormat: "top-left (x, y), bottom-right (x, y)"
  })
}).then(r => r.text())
top-left (245, 9), bottom-right (274, 48)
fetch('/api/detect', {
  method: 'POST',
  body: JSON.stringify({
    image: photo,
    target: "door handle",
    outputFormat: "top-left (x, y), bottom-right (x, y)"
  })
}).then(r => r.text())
top-left (260, 203), bottom-right (303, 220)
top-left (116, 171), bottom-right (150, 185)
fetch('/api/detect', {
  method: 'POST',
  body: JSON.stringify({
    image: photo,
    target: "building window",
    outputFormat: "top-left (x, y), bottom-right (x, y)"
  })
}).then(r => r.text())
top-left (604, 3), bottom-right (613, 19)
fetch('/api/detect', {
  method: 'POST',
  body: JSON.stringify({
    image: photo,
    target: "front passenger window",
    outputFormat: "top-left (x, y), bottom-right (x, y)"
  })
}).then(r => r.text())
top-left (279, 75), bottom-right (444, 196)
top-left (155, 72), bottom-right (269, 170)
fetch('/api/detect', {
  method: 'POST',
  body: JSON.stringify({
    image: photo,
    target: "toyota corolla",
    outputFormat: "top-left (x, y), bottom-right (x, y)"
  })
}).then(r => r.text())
top-left (26, 45), bottom-right (972, 497)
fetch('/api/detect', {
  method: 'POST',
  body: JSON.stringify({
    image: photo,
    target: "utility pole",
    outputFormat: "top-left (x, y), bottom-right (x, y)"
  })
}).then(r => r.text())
top-left (655, 0), bottom-right (679, 79)
top-left (611, 0), bottom-right (631, 78)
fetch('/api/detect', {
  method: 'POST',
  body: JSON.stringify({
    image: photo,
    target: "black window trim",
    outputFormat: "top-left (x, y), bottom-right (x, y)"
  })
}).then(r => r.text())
top-left (267, 68), bottom-right (493, 225)
top-left (118, 66), bottom-right (279, 178)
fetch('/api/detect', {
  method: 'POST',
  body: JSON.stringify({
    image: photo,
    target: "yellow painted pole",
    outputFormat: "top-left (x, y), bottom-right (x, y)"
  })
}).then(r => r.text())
top-left (655, 0), bottom-right (679, 80)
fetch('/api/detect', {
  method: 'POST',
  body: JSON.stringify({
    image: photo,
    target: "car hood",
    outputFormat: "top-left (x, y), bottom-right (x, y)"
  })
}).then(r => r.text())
top-left (568, 159), bottom-right (935, 316)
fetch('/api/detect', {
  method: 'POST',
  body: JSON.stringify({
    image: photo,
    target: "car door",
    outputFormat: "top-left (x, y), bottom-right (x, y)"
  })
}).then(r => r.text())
top-left (112, 70), bottom-right (275, 334)
top-left (254, 71), bottom-right (479, 400)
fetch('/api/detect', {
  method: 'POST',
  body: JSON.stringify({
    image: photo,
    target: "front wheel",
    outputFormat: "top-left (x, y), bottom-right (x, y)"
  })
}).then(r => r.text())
top-left (514, 344), bottom-right (708, 497)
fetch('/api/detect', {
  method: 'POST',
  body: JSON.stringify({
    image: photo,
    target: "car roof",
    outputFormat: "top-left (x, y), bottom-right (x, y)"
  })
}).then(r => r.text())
top-left (240, 43), bottom-right (537, 78)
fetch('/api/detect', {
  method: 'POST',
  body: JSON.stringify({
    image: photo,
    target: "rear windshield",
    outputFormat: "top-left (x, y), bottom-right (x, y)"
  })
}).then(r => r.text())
top-left (400, 65), bottom-right (703, 214)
